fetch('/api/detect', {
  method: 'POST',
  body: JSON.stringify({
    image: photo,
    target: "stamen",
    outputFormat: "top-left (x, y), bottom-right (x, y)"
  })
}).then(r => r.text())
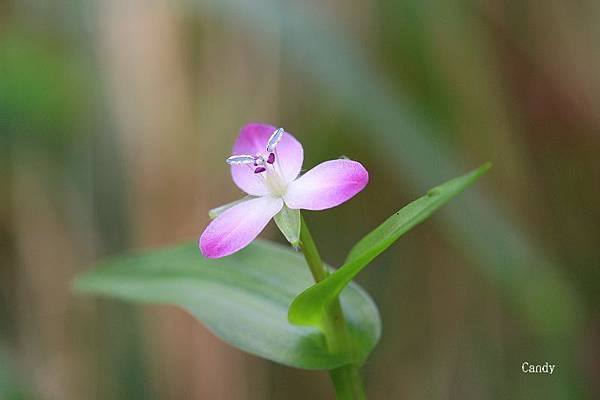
top-left (267, 128), bottom-right (284, 152)
top-left (226, 154), bottom-right (256, 165)
top-left (254, 167), bottom-right (266, 174)
top-left (267, 152), bottom-right (275, 164)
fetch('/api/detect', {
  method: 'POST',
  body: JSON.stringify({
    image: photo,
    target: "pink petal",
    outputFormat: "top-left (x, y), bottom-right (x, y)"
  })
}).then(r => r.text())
top-left (284, 160), bottom-right (368, 210)
top-left (200, 196), bottom-right (283, 258)
top-left (231, 123), bottom-right (303, 195)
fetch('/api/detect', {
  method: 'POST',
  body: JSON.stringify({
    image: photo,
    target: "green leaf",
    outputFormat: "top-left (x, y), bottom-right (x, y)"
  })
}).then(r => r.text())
top-left (274, 205), bottom-right (301, 246)
top-left (288, 163), bottom-right (491, 327)
top-left (73, 240), bottom-right (380, 370)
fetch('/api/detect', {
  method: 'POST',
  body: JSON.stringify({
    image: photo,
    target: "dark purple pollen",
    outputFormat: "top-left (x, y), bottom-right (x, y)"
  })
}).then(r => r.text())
top-left (267, 153), bottom-right (275, 164)
top-left (254, 167), bottom-right (266, 174)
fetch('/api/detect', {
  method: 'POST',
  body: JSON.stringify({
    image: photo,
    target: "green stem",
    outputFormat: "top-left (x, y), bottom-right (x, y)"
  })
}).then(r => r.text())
top-left (330, 365), bottom-right (366, 399)
top-left (298, 216), bottom-right (366, 400)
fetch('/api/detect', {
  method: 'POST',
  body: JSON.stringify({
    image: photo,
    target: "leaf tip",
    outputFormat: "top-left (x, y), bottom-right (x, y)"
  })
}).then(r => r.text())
top-left (466, 161), bottom-right (492, 182)
top-left (479, 161), bottom-right (493, 174)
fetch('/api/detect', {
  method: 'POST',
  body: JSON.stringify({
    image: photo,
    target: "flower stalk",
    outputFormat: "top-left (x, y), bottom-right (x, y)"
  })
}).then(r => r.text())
top-left (298, 216), bottom-right (366, 400)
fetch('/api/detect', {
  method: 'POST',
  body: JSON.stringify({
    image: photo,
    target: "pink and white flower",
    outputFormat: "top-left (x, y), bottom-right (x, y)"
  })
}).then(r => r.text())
top-left (199, 123), bottom-right (368, 258)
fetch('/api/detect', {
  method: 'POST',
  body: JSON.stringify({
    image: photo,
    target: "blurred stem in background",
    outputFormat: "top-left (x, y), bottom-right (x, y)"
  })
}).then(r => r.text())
top-left (0, 343), bottom-right (30, 400)
top-left (97, 1), bottom-right (253, 398)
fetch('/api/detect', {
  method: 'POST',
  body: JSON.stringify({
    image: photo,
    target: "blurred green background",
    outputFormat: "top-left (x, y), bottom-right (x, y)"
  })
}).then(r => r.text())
top-left (1, 0), bottom-right (599, 399)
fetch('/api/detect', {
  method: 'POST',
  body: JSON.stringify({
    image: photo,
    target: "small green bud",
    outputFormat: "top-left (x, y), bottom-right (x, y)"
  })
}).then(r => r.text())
top-left (274, 205), bottom-right (301, 247)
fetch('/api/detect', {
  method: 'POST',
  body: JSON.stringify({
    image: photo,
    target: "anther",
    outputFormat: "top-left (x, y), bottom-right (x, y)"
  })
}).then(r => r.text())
top-left (254, 167), bottom-right (266, 174)
top-left (267, 128), bottom-right (284, 152)
top-left (267, 153), bottom-right (275, 164)
top-left (226, 155), bottom-right (256, 165)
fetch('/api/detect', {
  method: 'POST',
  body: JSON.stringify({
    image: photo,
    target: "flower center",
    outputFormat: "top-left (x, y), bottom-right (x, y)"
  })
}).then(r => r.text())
top-left (225, 127), bottom-right (289, 197)
top-left (261, 153), bottom-right (287, 196)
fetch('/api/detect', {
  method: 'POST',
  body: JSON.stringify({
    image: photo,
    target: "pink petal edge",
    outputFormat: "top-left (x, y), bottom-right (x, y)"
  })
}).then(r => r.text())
top-left (200, 196), bottom-right (283, 258)
top-left (283, 159), bottom-right (368, 210)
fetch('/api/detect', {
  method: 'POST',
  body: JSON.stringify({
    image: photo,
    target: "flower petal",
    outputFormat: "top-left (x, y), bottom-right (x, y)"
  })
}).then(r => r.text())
top-left (231, 123), bottom-right (303, 194)
top-left (200, 196), bottom-right (283, 258)
top-left (284, 160), bottom-right (368, 210)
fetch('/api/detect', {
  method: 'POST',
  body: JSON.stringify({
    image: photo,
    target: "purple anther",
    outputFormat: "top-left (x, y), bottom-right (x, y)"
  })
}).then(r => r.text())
top-left (267, 153), bottom-right (275, 164)
top-left (254, 167), bottom-right (266, 174)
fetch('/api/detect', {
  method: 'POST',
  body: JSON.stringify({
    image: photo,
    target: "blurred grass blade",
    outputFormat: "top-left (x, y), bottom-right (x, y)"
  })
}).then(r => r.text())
top-left (73, 240), bottom-right (380, 370)
top-left (288, 163), bottom-right (490, 327)
top-left (0, 343), bottom-right (32, 400)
